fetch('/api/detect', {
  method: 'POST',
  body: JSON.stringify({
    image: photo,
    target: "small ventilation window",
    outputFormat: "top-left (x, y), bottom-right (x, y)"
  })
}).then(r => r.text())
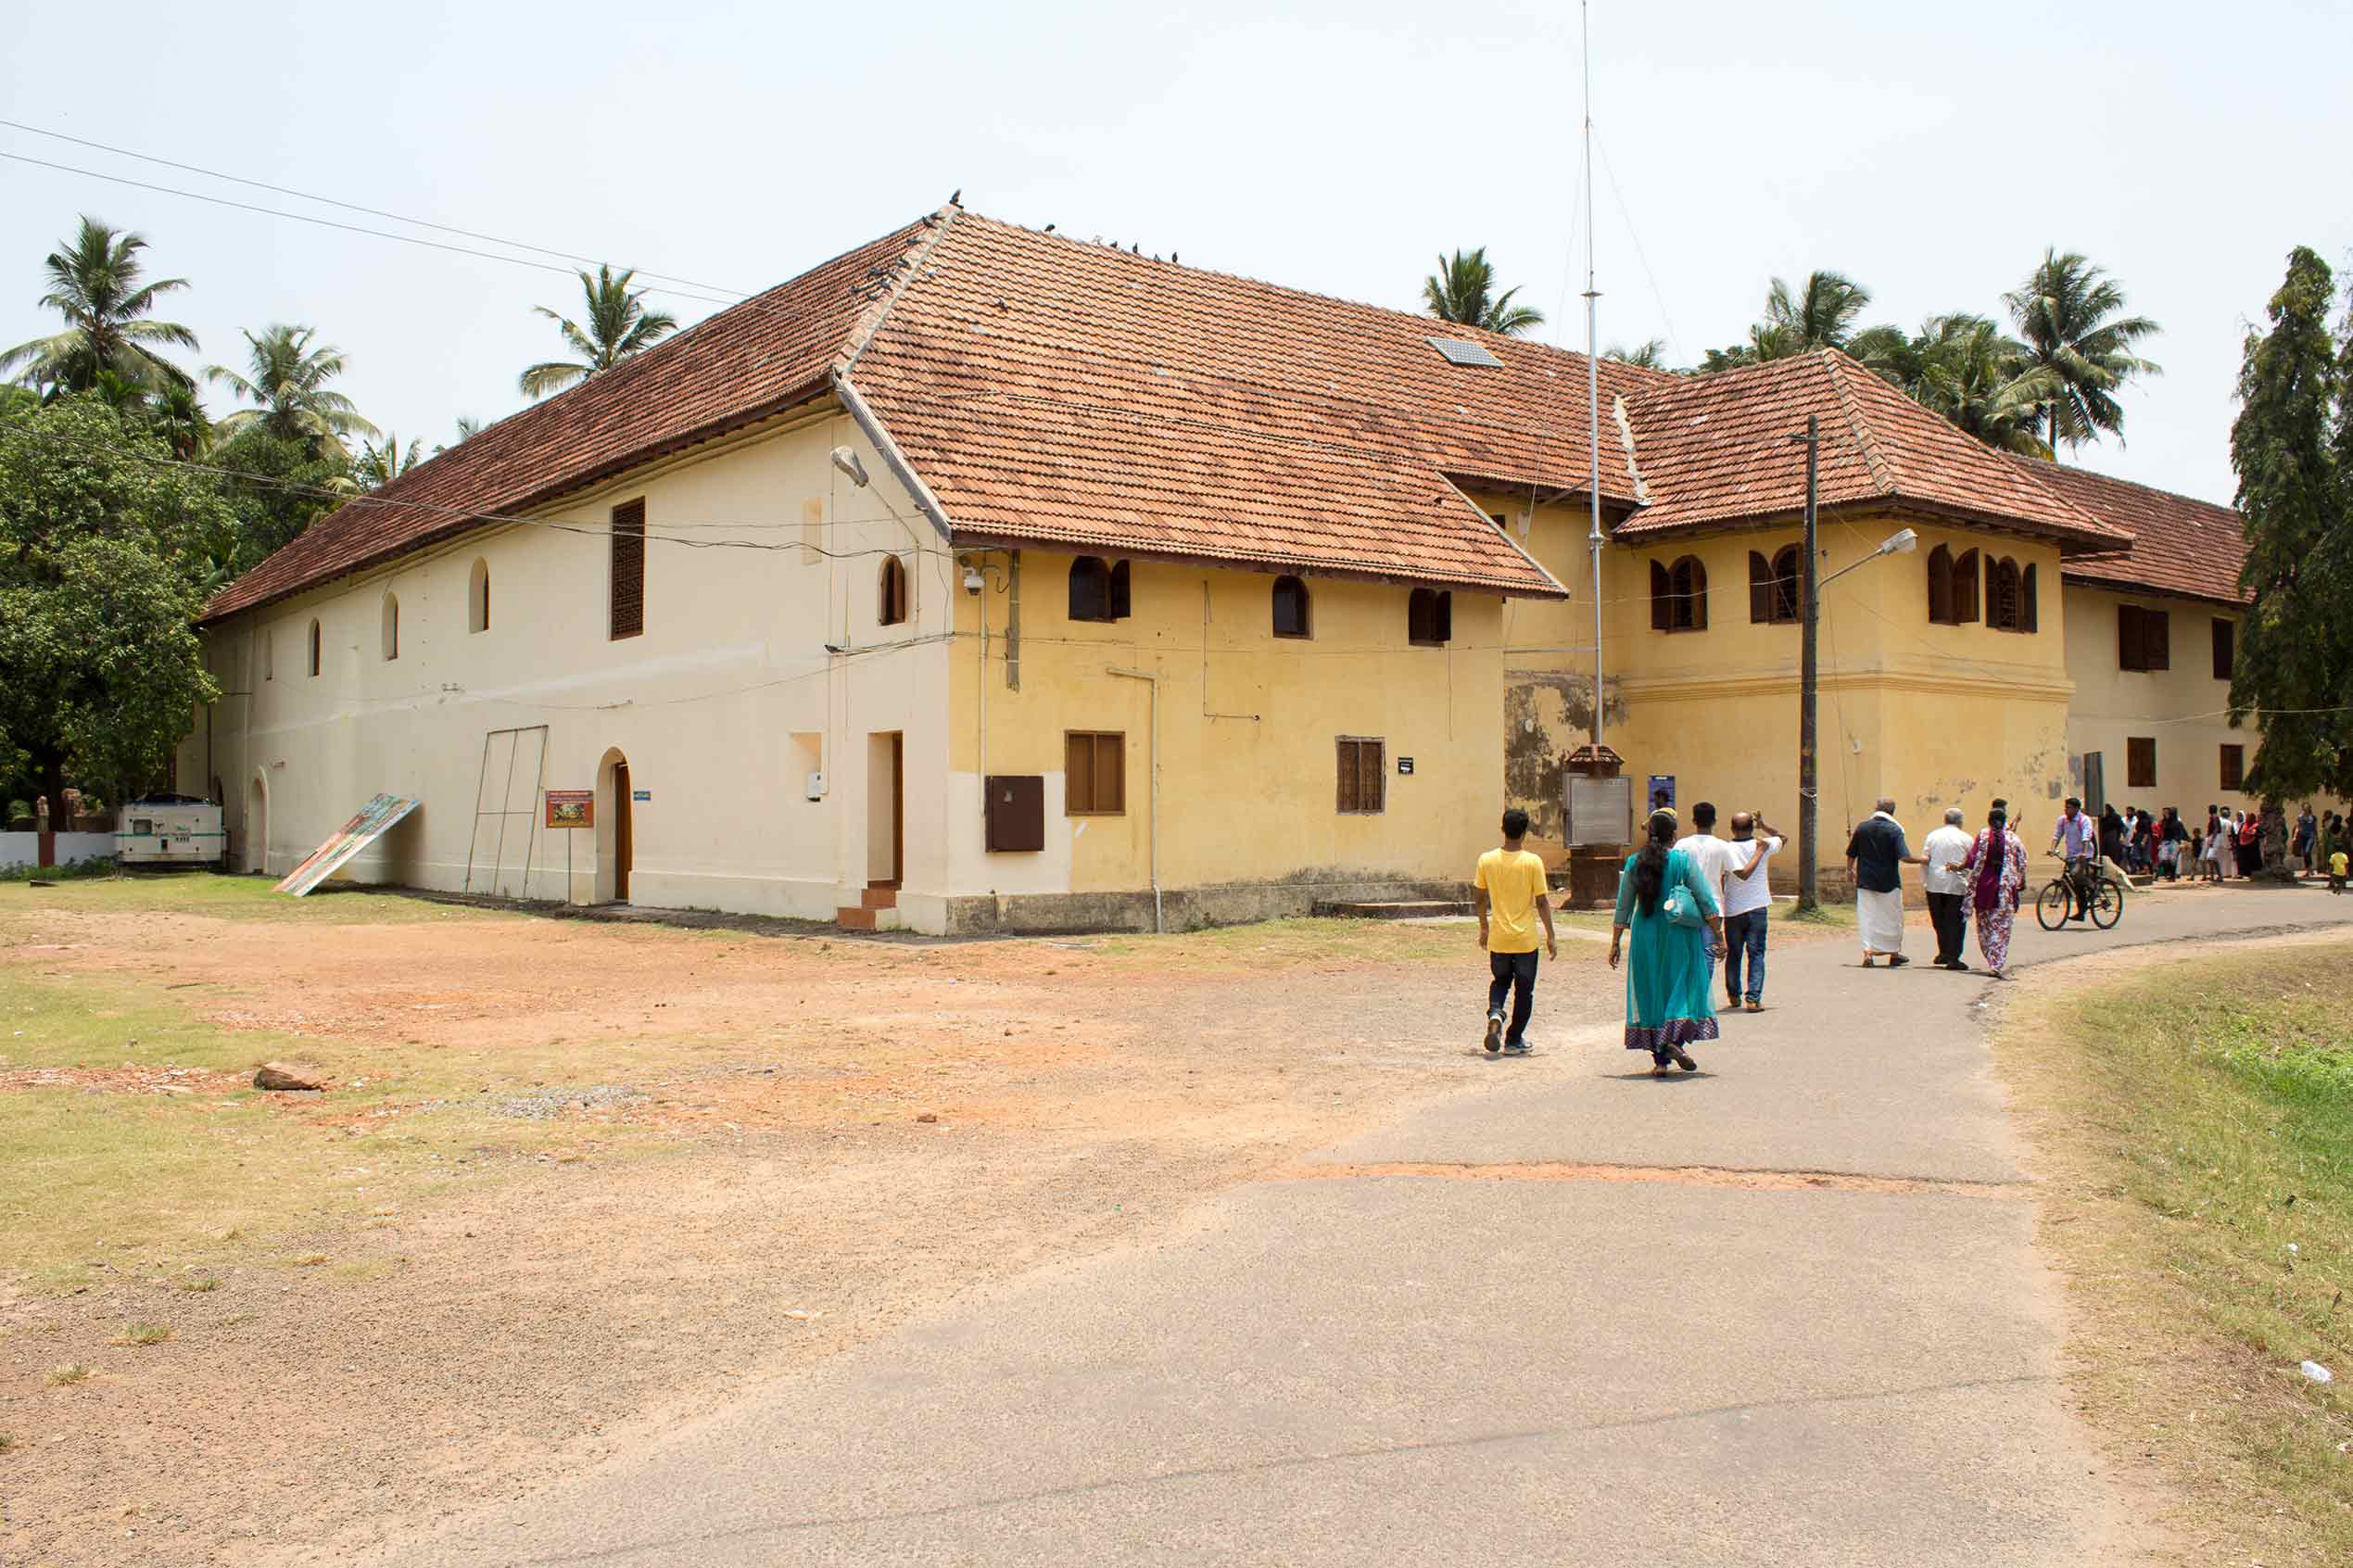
top-left (1427, 336), bottom-right (1503, 369)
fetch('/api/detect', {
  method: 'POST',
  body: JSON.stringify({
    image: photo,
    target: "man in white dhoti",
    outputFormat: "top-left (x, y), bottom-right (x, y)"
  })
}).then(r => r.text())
top-left (1844, 797), bottom-right (1927, 967)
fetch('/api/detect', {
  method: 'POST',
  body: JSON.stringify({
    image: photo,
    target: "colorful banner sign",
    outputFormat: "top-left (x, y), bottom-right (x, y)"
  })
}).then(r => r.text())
top-left (544, 790), bottom-right (594, 829)
top-left (274, 793), bottom-right (421, 897)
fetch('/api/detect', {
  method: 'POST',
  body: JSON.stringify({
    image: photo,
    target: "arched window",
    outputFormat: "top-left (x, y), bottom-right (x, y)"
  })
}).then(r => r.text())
top-left (1953, 549), bottom-right (1980, 623)
top-left (1987, 557), bottom-right (2023, 631)
top-left (2019, 563), bottom-right (2038, 633)
top-left (307, 619), bottom-right (322, 677)
top-left (381, 593), bottom-right (399, 661)
top-left (1068, 557), bottom-right (1132, 623)
top-left (1408, 588), bottom-right (1453, 645)
top-left (878, 555), bottom-right (908, 626)
top-left (1272, 575), bottom-right (1311, 639)
top-left (468, 558), bottom-right (489, 634)
top-left (1750, 547), bottom-right (1799, 625)
top-left (1650, 556), bottom-right (1707, 632)
top-left (1926, 544), bottom-right (1955, 624)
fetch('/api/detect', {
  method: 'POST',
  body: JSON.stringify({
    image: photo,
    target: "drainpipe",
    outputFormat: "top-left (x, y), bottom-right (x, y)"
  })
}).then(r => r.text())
top-left (1107, 666), bottom-right (1162, 934)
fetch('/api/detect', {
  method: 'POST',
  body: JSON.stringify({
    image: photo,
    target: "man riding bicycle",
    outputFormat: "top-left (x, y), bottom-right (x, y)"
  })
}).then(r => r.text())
top-left (2050, 796), bottom-right (2098, 922)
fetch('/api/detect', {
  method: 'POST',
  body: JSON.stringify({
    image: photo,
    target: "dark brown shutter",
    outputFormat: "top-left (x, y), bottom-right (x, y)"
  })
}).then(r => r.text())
top-left (1108, 561), bottom-right (1131, 620)
top-left (1926, 546), bottom-right (1952, 625)
top-left (1686, 558), bottom-right (1708, 629)
top-left (2128, 737), bottom-right (2156, 789)
top-left (2212, 617), bottom-right (2233, 681)
top-left (1436, 590), bottom-right (1451, 643)
top-left (1651, 561), bottom-right (1671, 630)
top-left (2220, 745), bottom-right (2244, 791)
top-left (1360, 740), bottom-right (1385, 814)
top-left (1099, 735), bottom-right (1124, 813)
top-left (1336, 740), bottom-right (1359, 812)
top-left (1750, 551), bottom-right (1773, 624)
top-left (2021, 564), bottom-right (2038, 633)
top-left (2146, 610), bottom-right (2170, 670)
top-left (2119, 604), bottom-right (2140, 670)
top-left (1955, 550), bottom-right (1980, 623)
top-left (1065, 733), bottom-right (1091, 813)
top-left (610, 499), bottom-right (646, 639)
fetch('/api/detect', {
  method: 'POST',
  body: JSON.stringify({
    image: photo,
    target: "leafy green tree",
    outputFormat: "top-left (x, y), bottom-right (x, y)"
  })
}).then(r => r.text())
top-left (0, 395), bottom-right (231, 816)
top-left (208, 424), bottom-right (354, 576)
top-left (206, 324), bottom-right (376, 457)
top-left (1701, 271), bottom-right (1877, 371)
top-left (1422, 249), bottom-right (1544, 337)
top-left (356, 433), bottom-right (424, 489)
top-left (0, 217), bottom-right (198, 395)
top-left (2228, 247), bottom-right (2351, 801)
top-left (2003, 248), bottom-right (2162, 452)
top-left (519, 266), bottom-right (679, 397)
top-left (1852, 314), bottom-right (2056, 456)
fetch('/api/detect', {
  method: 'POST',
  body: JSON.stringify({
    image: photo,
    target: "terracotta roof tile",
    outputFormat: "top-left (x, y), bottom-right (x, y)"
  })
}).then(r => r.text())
top-left (200, 219), bottom-right (940, 621)
top-left (1612, 350), bottom-right (2130, 550)
top-left (2030, 459), bottom-right (2251, 606)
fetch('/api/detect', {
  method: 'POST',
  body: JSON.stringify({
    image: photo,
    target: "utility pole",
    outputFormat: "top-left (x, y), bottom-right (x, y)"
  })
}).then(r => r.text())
top-left (1581, 0), bottom-right (1603, 747)
top-left (1795, 413), bottom-right (1821, 911)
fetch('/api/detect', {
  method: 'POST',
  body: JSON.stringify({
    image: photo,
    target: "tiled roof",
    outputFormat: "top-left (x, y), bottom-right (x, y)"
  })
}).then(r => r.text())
top-left (2030, 460), bottom-right (2251, 606)
top-left (1611, 350), bottom-right (2130, 551)
top-left (847, 213), bottom-right (1686, 596)
top-left (201, 219), bottom-right (941, 621)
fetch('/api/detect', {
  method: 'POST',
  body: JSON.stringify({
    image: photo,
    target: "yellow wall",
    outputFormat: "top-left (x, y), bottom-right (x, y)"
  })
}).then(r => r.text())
top-left (2060, 585), bottom-right (2316, 820)
top-left (942, 551), bottom-right (1508, 916)
top-left (1494, 495), bottom-right (2074, 877)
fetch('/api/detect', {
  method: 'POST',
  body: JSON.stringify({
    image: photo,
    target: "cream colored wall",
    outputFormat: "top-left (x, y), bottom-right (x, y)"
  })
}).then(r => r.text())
top-left (1499, 499), bottom-right (2073, 877)
top-left (182, 401), bottom-right (955, 923)
top-left (2059, 585), bottom-right (2305, 820)
top-left (941, 551), bottom-right (1509, 913)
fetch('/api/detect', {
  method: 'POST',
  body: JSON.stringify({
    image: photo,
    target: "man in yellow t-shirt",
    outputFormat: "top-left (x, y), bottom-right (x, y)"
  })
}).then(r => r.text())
top-left (1475, 807), bottom-right (1559, 1055)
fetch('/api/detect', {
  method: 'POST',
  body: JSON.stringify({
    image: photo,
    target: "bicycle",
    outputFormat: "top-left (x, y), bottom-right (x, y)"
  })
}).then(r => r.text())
top-left (2035, 855), bottom-right (2125, 931)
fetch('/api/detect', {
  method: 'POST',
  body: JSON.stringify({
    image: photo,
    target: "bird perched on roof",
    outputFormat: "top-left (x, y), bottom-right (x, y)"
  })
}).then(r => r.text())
top-left (1044, 223), bottom-right (1056, 234)
top-left (948, 188), bottom-right (962, 206)
top-left (1131, 242), bottom-right (1141, 254)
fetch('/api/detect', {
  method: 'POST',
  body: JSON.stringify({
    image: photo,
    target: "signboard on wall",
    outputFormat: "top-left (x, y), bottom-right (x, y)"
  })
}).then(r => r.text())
top-left (1646, 775), bottom-right (1677, 815)
top-left (544, 790), bottom-right (593, 829)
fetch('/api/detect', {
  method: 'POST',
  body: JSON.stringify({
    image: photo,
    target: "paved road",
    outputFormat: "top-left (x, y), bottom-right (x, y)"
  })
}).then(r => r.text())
top-left (357, 883), bottom-right (2352, 1567)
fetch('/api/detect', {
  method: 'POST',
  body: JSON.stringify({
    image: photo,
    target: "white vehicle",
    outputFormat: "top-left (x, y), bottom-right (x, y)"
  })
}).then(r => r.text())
top-left (116, 795), bottom-right (227, 866)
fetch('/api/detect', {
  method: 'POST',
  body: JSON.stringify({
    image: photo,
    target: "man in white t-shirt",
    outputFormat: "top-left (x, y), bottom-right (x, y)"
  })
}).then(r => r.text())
top-left (1921, 806), bottom-right (1976, 971)
top-left (1719, 809), bottom-right (1782, 1011)
top-left (1674, 802), bottom-right (1737, 993)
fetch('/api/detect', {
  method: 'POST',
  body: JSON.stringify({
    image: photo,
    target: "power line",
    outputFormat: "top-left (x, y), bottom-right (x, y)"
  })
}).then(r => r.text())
top-left (0, 120), bottom-right (756, 301)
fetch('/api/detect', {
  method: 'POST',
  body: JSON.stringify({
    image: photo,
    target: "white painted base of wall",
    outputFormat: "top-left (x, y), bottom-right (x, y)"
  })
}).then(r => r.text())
top-left (0, 831), bottom-right (116, 869)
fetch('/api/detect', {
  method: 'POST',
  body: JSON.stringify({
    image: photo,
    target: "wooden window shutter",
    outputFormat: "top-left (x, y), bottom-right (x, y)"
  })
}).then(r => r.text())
top-left (1955, 550), bottom-right (1980, 623)
top-left (2020, 564), bottom-right (2038, 633)
top-left (1066, 733), bottom-right (1092, 814)
top-left (610, 499), bottom-right (646, 639)
top-left (1926, 545), bottom-right (1952, 625)
top-left (1108, 561), bottom-right (1131, 620)
top-left (1098, 735), bottom-right (1123, 814)
top-left (2128, 736), bottom-right (2156, 789)
top-left (2211, 617), bottom-right (2233, 681)
top-left (1651, 561), bottom-right (1671, 630)
top-left (1335, 739), bottom-right (1358, 813)
top-left (2145, 609), bottom-right (2170, 670)
top-left (1069, 558), bottom-right (1107, 622)
top-left (1436, 590), bottom-right (1451, 643)
top-left (1750, 551), bottom-right (1774, 624)
top-left (2118, 604), bottom-right (2141, 670)
top-left (1773, 547), bottom-right (1801, 622)
top-left (2220, 744), bottom-right (2245, 791)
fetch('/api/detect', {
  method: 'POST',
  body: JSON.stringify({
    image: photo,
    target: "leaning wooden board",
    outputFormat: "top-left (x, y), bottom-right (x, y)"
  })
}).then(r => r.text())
top-left (274, 794), bottom-right (422, 896)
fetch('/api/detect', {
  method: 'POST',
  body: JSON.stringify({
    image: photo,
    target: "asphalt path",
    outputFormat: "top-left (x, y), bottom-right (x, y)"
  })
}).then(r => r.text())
top-left (353, 879), bottom-right (2353, 1567)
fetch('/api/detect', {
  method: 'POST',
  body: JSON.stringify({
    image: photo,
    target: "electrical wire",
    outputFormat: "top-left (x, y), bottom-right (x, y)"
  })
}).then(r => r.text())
top-left (1591, 128), bottom-right (1686, 370)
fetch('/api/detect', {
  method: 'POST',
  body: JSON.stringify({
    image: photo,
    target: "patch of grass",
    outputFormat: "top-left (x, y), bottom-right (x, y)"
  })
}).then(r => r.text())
top-left (1779, 900), bottom-right (1857, 929)
top-left (178, 1275), bottom-right (221, 1293)
top-left (1997, 942), bottom-right (2353, 1560)
top-left (44, 1363), bottom-right (92, 1386)
top-left (0, 870), bottom-right (477, 928)
top-left (109, 1322), bottom-right (171, 1347)
top-left (288, 1253), bottom-right (329, 1267)
top-left (0, 1432), bottom-right (15, 1454)
top-left (0, 856), bottom-right (119, 883)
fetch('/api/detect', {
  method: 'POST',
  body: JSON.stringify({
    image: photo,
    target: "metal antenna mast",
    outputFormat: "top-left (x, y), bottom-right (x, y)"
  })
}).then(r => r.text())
top-left (1581, 0), bottom-right (1604, 746)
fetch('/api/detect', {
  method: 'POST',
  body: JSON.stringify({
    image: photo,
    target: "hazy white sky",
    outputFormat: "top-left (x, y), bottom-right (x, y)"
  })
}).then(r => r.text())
top-left (6, 0), bottom-right (2347, 505)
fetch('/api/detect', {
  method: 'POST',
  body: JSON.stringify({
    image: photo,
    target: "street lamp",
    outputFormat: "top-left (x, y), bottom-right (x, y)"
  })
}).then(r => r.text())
top-left (1790, 411), bottom-right (1917, 911)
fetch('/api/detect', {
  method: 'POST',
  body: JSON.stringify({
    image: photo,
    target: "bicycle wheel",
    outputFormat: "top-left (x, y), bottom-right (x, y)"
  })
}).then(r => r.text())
top-left (2036, 879), bottom-right (2070, 930)
top-left (2091, 877), bottom-right (2124, 929)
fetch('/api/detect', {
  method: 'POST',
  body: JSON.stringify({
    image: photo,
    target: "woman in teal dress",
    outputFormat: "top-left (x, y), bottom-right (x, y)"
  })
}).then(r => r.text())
top-left (1609, 808), bottom-right (1727, 1075)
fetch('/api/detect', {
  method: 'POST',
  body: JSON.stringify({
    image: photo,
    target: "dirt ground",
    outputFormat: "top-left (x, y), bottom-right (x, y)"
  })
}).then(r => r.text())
top-left (5, 879), bottom-right (1757, 1568)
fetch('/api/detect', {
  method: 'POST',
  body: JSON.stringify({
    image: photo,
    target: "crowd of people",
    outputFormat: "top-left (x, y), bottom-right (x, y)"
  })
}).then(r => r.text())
top-left (1468, 789), bottom-right (2348, 1080)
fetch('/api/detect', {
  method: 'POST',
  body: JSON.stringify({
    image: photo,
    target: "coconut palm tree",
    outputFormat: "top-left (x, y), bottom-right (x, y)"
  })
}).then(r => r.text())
top-left (206, 324), bottom-right (377, 456)
top-left (355, 433), bottom-right (424, 489)
top-left (1604, 339), bottom-right (1672, 369)
top-left (0, 217), bottom-right (198, 393)
top-left (1851, 314), bottom-right (2056, 458)
top-left (2003, 249), bottom-right (2161, 453)
top-left (1701, 270), bottom-right (1878, 372)
top-left (1422, 249), bottom-right (1545, 337)
top-left (146, 381), bottom-right (211, 462)
top-left (518, 266), bottom-right (678, 398)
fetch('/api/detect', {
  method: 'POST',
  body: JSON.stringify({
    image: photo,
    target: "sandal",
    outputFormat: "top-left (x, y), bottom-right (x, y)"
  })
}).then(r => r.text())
top-left (1668, 1044), bottom-right (1698, 1071)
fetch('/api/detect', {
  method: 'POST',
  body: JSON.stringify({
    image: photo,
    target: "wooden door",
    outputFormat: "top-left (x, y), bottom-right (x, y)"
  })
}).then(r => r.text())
top-left (614, 761), bottom-right (633, 902)
top-left (889, 732), bottom-right (905, 887)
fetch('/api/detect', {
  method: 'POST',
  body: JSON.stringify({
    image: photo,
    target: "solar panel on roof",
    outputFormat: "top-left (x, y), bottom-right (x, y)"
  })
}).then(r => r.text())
top-left (1428, 336), bottom-right (1503, 369)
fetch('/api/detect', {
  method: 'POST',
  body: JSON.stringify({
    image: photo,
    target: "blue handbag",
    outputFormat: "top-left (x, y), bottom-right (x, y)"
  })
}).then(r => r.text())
top-left (1663, 884), bottom-right (1703, 928)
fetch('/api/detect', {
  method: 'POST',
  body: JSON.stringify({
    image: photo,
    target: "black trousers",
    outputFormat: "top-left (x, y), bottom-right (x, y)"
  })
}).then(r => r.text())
top-left (1486, 950), bottom-right (1537, 1043)
top-left (1926, 891), bottom-right (1967, 965)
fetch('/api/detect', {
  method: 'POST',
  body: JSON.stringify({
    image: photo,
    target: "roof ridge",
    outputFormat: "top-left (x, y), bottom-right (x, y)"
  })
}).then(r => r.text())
top-left (834, 206), bottom-right (963, 377)
top-left (1819, 351), bottom-right (1899, 496)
